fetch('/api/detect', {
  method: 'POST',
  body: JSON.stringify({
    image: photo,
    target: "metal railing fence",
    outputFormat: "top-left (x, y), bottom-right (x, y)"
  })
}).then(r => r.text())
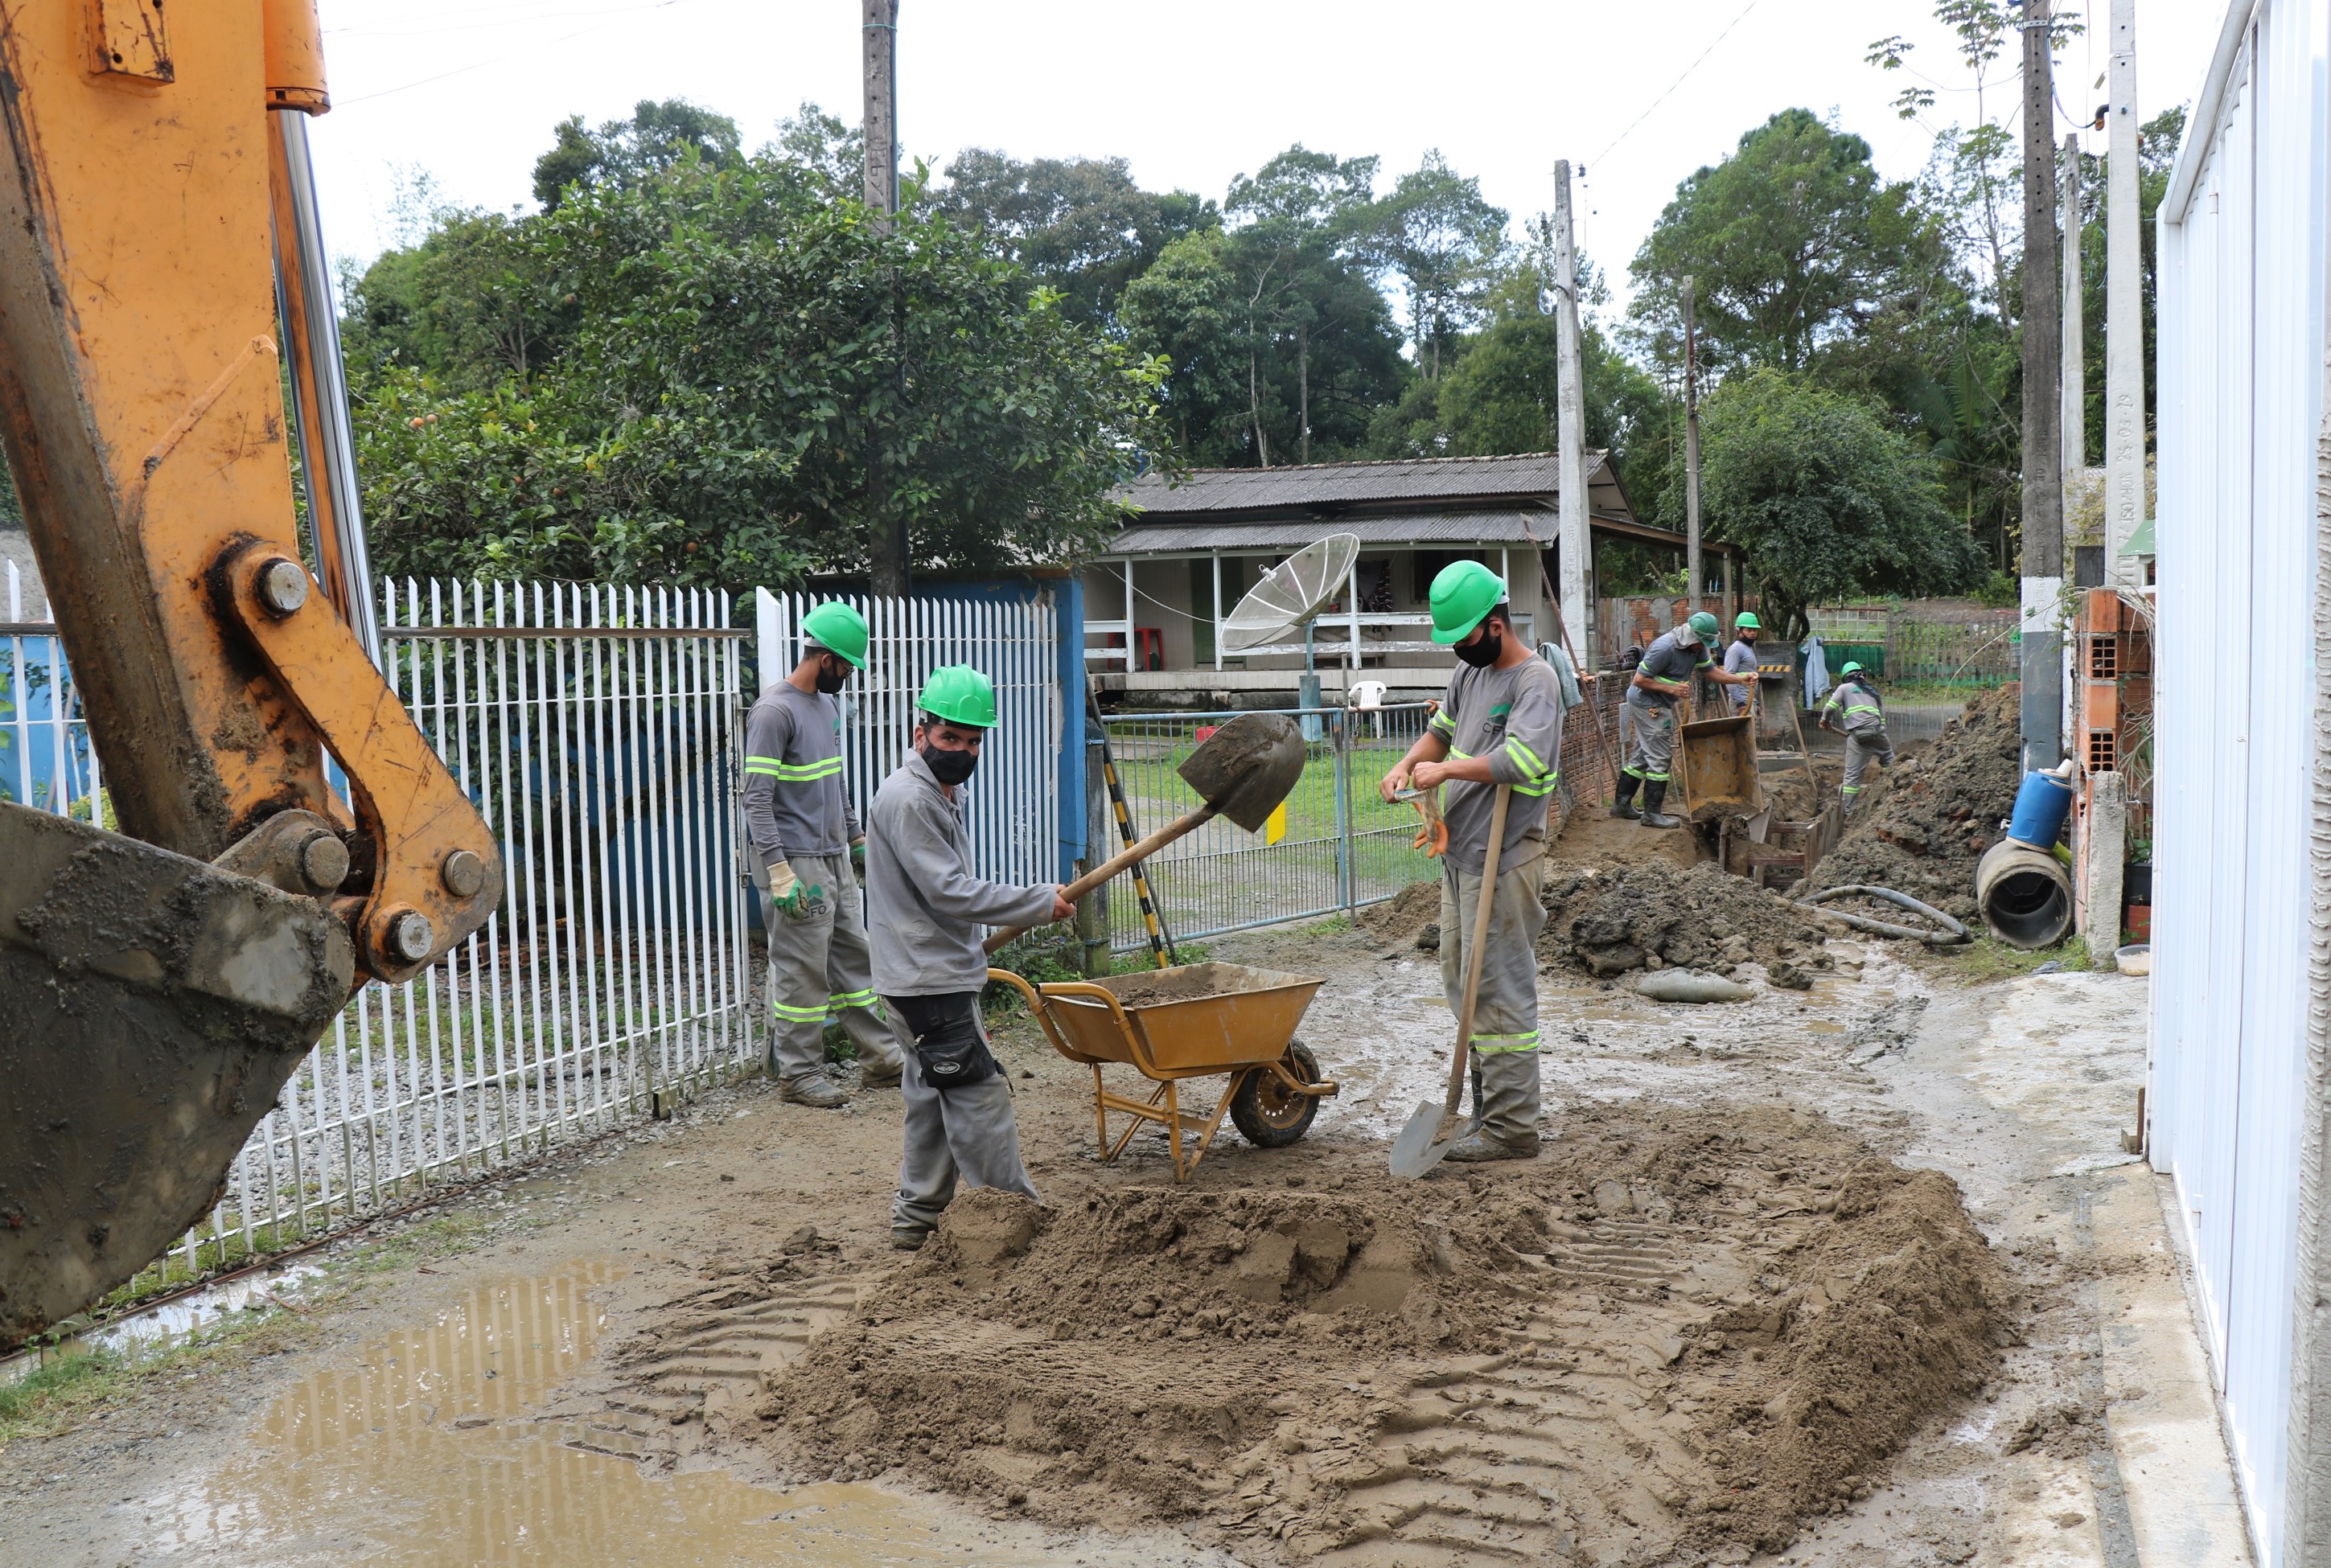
top-left (1096, 704), bottom-right (1443, 949)
top-left (2, 559), bottom-right (101, 822)
top-left (124, 580), bottom-right (758, 1295)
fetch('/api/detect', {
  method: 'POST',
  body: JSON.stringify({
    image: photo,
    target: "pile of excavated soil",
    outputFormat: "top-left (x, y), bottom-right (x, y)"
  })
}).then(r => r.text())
top-left (1814, 685), bottom-right (2024, 921)
top-left (1357, 880), bottom-right (1441, 946)
top-left (1538, 860), bottom-right (1836, 979)
top-left (750, 1103), bottom-right (2010, 1565)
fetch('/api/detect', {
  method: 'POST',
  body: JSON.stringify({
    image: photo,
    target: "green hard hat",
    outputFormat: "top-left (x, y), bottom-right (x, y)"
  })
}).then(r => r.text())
top-left (1687, 611), bottom-right (1721, 643)
top-left (1839, 660), bottom-right (1865, 677)
top-left (918, 664), bottom-right (997, 729)
top-left (1429, 560), bottom-right (1507, 645)
top-left (1734, 611), bottom-right (1761, 630)
top-left (801, 601), bottom-right (869, 670)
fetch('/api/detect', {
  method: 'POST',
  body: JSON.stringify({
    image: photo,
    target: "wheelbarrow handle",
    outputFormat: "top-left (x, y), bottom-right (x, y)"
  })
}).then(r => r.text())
top-left (983, 967), bottom-right (1144, 1069)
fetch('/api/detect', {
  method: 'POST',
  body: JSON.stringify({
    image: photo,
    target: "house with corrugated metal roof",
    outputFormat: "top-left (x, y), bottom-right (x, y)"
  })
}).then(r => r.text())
top-left (1083, 451), bottom-right (1739, 703)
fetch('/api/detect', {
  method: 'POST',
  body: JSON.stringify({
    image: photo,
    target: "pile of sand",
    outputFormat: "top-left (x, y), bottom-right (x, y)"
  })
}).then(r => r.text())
top-left (1814, 685), bottom-right (2024, 920)
top-left (1538, 860), bottom-right (1836, 979)
top-left (750, 1105), bottom-right (2010, 1563)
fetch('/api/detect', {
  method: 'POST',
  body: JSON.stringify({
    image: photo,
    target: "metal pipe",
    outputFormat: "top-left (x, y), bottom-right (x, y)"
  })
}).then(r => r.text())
top-left (1975, 839), bottom-right (2074, 950)
top-left (268, 109), bottom-right (378, 665)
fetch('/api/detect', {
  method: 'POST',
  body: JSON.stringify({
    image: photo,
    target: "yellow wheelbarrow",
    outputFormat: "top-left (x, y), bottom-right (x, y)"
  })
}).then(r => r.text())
top-left (986, 962), bottom-right (1338, 1181)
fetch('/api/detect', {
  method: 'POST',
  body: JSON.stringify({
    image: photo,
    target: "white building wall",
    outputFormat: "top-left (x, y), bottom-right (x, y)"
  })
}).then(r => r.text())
top-left (2154, 3), bottom-right (2329, 1558)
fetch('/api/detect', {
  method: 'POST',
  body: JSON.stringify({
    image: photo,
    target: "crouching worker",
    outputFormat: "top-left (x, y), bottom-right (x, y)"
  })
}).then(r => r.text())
top-left (746, 600), bottom-right (908, 1107)
top-left (867, 665), bottom-right (1073, 1250)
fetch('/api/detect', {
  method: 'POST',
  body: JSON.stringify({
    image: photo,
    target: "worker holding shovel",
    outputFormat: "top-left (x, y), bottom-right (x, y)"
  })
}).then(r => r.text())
top-left (866, 666), bottom-right (1072, 1250)
top-left (1379, 561), bottom-right (1564, 1163)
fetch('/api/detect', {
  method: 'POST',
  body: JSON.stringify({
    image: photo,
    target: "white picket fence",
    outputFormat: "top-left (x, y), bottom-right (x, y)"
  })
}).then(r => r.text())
top-left (753, 587), bottom-right (1063, 891)
top-left (138, 581), bottom-right (758, 1287)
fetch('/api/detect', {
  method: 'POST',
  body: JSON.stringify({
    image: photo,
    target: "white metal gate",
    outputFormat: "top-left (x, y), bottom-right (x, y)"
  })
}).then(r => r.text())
top-left (754, 586), bottom-right (1063, 891)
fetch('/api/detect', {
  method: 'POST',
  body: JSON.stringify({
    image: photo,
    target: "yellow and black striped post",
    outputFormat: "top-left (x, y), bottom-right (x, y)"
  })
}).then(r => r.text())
top-left (1087, 684), bottom-right (1177, 969)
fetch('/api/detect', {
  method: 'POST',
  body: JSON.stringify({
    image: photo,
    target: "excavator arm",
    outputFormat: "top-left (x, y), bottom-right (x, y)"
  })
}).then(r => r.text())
top-left (0, 0), bottom-right (501, 1346)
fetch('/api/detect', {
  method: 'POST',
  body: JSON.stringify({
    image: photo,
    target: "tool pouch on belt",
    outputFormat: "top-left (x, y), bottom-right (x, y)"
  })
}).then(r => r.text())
top-left (892, 992), bottom-right (999, 1090)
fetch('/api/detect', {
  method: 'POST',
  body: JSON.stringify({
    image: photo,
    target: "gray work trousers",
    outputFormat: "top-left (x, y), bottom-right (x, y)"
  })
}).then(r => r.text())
top-left (1622, 701), bottom-right (1677, 783)
top-left (1841, 730), bottom-right (1893, 808)
top-left (1439, 846), bottom-right (1548, 1145)
top-left (890, 1004), bottom-right (1040, 1240)
top-left (759, 852), bottom-right (907, 1084)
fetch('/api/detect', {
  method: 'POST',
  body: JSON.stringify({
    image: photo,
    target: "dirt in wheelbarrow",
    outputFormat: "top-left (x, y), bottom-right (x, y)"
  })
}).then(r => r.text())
top-left (739, 1099), bottom-right (2009, 1566)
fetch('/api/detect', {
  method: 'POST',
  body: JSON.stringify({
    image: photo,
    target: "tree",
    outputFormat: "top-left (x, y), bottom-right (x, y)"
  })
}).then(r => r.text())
top-left (933, 150), bottom-right (1214, 330)
top-left (1700, 370), bottom-right (1986, 635)
top-left (532, 99), bottom-right (743, 211)
top-left (1629, 109), bottom-right (1925, 374)
top-left (357, 140), bottom-right (1173, 591)
top-left (1367, 150), bottom-right (1509, 378)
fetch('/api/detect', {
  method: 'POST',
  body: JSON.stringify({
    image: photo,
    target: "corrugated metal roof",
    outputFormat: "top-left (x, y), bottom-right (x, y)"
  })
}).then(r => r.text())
top-left (1103, 511), bottom-right (1566, 554)
top-left (1123, 451), bottom-right (1606, 514)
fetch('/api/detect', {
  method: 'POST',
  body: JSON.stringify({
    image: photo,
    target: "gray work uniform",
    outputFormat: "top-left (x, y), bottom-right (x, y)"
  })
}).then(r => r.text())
top-left (867, 752), bottom-right (1057, 1241)
top-left (1427, 655), bottom-right (1561, 1148)
top-left (1722, 638), bottom-right (1759, 712)
top-left (1622, 631), bottom-right (1712, 782)
top-left (1822, 678), bottom-right (1893, 805)
top-left (742, 683), bottom-right (905, 1083)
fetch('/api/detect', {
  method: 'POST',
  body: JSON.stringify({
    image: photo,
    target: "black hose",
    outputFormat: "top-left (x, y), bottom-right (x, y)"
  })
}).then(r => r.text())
top-left (1797, 884), bottom-right (1971, 945)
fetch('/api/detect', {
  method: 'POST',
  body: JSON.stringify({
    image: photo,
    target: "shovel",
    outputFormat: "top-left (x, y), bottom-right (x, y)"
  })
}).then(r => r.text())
top-left (984, 711), bottom-right (1305, 953)
top-left (1391, 782), bottom-right (1512, 1180)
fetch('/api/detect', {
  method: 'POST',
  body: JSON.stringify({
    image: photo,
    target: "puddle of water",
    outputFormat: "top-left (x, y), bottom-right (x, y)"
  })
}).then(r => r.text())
top-left (150, 1262), bottom-right (1150, 1566)
top-left (0, 1259), bottom-right (324, 1388)
top-left (1805, 1020), bottom-right (1846, 1035)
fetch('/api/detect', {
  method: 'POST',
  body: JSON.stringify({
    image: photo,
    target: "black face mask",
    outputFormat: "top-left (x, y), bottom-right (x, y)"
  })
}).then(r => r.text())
top-left (815, 659), bottom-right (847, 696)
top-left (920, 741), bottom-right (979, 786)
top-left (1453, 628), bottom-right (1503, 667)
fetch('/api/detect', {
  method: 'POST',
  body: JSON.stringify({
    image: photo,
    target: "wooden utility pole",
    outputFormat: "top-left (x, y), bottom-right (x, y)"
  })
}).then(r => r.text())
top-left (1552, 161), bottom-right (1589, 665)
top-left (863, 0), bottom-right (908, 597)
top-left (2061, 133), bottom-right (2085, 499)
top-left (2104, 0), bottom-right (2145, 585)
top-left (2019, 0), bottom-right (2064, 770)
top-left (1682, 274), bottom-right (1704, 621)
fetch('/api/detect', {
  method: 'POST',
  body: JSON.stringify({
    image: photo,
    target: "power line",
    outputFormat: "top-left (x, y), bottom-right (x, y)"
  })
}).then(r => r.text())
top-left (1589, 0), bottom-right (1769, 169)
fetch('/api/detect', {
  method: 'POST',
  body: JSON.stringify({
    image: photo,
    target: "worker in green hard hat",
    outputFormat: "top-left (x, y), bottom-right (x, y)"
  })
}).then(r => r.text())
top-left (1819, 659), bottom-right (1893, 814)
top-left (867, 665), bottom-right (1070, 1248)
top-left (1377, 559), bottom-right (1564, 1162)
top-left (1613, 610), bottom-right (1758, 829)
top-left (1721, 612), bottom-right (1763, 714)
top-left (744, 600), bottom-right (909, 1109)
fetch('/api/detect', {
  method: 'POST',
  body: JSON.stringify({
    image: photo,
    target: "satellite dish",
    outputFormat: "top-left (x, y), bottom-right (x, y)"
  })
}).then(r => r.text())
top-left (1222, 533), bottom-right (1361, 652)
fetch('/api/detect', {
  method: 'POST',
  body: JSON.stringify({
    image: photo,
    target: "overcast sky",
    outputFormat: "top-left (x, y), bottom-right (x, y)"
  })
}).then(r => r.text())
top-left (308, 0), bottom-right (2224, 324)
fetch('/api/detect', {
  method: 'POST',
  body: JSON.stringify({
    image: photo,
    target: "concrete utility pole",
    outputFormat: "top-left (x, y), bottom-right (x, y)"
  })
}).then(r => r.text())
top-left (2104, 0), bottom-right (2145, 585)
top-left (2061, 133), bottom-right (2085, 498)
top-left (2019, 0), bottom-right (2064, 770)
top-left (1552, 161), bottom-right (1589, 662)
top-left (1682, 275), bottom-right (1704, 618)
top-left (863, 0), bottom-right (908, 597)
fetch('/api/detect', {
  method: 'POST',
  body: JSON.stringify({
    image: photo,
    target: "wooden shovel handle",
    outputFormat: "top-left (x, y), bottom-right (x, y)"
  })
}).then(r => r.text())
top-left (982, 804), bottom-right (1219, 954)
top-left (1443, 784), bottom-right (1513, 1118)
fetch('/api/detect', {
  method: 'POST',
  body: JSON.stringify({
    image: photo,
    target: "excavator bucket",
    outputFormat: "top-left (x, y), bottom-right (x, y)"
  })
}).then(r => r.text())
top-left (0, 802), bottom-right (354, 1348)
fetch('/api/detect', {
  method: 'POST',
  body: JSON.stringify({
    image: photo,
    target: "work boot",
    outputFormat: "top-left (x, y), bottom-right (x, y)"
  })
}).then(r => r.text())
top-left (857, 1050), bottom-right (904, 1089)
top-left (1638, 780), bottom-right (1682, 830)
top-left (780, 1073), bottom-right (850, 1109)
top-left (1442, 1129), bottom-right (1541, 1162)
top-left (1609, 774), bottom-right (1642, 820)
top-left (890, 1226), bottom-right (929, 1251)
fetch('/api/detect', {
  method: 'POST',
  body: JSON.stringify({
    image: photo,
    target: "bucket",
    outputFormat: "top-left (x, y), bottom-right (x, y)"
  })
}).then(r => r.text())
top-left (2008, 770), bottom-right (2074, 848)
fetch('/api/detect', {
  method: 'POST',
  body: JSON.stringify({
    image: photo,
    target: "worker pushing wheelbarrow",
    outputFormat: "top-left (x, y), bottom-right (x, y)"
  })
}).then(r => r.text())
top-left (980, 712), bottom-right (1338, 1180)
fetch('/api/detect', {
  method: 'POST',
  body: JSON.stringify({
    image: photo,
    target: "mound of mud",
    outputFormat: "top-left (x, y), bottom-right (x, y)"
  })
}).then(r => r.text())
top-left (1815, 685), bottom-right (2023, 921)
top-left (747, 1106), bottom-right (2011, 1564)
top-left (1358, 880), bottom-right (1440, 946)
top-left (1538, 860), bottom-right (1834, 979)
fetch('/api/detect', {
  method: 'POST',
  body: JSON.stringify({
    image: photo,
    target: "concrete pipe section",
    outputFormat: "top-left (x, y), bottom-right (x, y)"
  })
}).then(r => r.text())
top-left (1975, 839), bottom-right (2074, 949)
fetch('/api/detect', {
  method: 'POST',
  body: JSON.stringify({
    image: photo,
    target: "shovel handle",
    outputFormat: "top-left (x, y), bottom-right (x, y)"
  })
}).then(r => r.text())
top-left (1443, 784), bottom-right (1513, 1119)
top-left (982, 804), bottom-right (1220, 954)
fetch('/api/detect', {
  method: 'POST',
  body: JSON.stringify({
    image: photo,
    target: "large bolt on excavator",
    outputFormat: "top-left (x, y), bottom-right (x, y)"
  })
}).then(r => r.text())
top-left (0, 0), bottom-right (502, 1348)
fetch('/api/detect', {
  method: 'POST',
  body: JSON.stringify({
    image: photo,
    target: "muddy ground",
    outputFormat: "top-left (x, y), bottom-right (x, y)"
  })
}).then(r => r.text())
top-left (0, 897), bottom-right (2196, 1568)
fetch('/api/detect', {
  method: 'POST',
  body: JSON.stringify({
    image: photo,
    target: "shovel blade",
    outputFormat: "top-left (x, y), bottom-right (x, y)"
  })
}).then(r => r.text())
top-left (1389, 1098), bottom-right (1457, 1180)
top-left (1177, 712), bottom-right (1305, 833)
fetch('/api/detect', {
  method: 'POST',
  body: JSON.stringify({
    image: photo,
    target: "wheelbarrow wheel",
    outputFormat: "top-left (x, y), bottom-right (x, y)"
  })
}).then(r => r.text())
top-left (1231, 1039), bottom-right (1323, 1149)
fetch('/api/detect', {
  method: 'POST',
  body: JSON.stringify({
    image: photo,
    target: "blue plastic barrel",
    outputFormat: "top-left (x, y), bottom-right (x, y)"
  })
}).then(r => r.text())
top-left (2008, 770), bottom-right (2074, 848)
